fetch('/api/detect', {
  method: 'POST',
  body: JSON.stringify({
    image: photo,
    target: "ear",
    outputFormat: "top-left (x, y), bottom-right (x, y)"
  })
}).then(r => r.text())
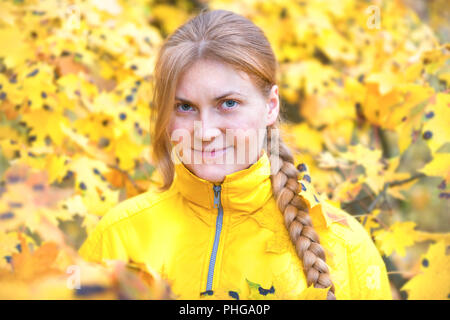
top-left (266, 85), bottom-right (280, 126)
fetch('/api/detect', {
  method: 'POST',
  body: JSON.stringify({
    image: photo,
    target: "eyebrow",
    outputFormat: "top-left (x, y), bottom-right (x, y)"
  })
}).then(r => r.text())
top-left (175, 91), bottom-right (244, 105)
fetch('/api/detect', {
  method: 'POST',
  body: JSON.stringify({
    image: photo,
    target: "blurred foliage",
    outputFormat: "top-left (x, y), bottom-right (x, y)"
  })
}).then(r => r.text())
top-left (0, 0), bottom-right (448, 300)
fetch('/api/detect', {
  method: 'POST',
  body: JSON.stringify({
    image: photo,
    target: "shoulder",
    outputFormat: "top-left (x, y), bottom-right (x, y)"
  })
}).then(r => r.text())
top-left (319, 201), bottom-right (388, 272)
top-left (320, 202), bottom-right (393, 299)
top-left (94, 184), bottom-right (179, 234)
top-left (78, 184), bottom-right (179, 262)
top-left (296, 172), bottom-right (371, 247)
top-left (314, 200), bottom-right (383, 262)
top-left (320, 200), bottom-right (370, 246)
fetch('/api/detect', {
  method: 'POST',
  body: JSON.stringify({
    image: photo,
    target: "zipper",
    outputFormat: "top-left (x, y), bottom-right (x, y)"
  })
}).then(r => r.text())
top-left (205, 184), bottom-right (223, 291)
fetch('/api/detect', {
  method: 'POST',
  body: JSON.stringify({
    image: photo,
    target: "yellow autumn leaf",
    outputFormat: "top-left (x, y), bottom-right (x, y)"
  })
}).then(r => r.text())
top-left (282, 122), bottom-right (323, 155)
top-left (373, 221), bottom-right (417, 257)
top-left (246, 278), bottom-right (277, 300)
top-left (0, 232), bottom-right (23, 269)
top-left (338, 145), bottom-right (385, 193)
top-left (361, 209), bottom-right (381, 235)
top-left (22, 110), bottom-right (70, 147)
top-left (414, 231), bottom-right (450, 245)
top-left (0, 27), bottom-right (33, 68)
top-left (322, 119), bottom-right (354, 148)
top-left (422, 93), bottom-right (450, 153)
top-left (365, 72), bottom-right (400, 96)
top-left (113, 133), bottom-right (146, 171)
top-left (422, 46), bottom-right (450, 74)
top-left (401, 241), bottom-right (450, 299)
top-left (46, 154), bottom-right (72, 185)
top-left (70, 158), bottom-right (120, 216)
top-left (333, 175), bottom-right (364, 203)
top-left (296, 284), bottom-right (330, 300)
top-left (384, 84), bottom-right (434, 130)
top-left (151, 4), bottom-right (190, 36)
top-left (419, 153), bottom-right (450, 184)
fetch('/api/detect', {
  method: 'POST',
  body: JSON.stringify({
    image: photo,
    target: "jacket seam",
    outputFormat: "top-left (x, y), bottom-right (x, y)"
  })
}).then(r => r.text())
top-left (84, 230), bottom-right (104, 262)
top-left (346, 243), bottom-right (356, 299)
top-left (99, 188), bottom-right (178, 235)
top-left (346, 237), bottom-right (367, 299)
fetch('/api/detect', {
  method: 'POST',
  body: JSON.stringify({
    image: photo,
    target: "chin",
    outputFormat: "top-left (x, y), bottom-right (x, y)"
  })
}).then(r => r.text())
top-left (186, 163), bottom-right (246, 184)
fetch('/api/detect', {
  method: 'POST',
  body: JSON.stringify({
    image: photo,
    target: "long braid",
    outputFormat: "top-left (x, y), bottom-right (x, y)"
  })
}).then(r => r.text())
top-left (266, 124), bottom-right (337, 300)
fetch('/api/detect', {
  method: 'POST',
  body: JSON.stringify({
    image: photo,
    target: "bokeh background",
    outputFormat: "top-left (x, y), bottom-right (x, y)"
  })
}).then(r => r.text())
top-left (0, 0), bottom-right (448, 300)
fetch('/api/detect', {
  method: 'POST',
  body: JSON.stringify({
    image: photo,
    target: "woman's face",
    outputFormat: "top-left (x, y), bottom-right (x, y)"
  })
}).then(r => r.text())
top-left (167, 59), bottom-right (279, 183)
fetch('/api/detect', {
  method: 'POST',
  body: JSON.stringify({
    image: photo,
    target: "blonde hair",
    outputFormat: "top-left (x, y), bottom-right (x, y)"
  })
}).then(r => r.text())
top-left (150, 8), bottom-right (336, 300)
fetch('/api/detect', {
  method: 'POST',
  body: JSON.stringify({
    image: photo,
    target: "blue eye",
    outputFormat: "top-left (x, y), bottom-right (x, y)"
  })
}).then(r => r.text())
top-left (175, 99), bottom-right (239, 113)
top-left (221, 99), bottom-right (238, 110)
top-left (176, 103), bottom-right (193, 112)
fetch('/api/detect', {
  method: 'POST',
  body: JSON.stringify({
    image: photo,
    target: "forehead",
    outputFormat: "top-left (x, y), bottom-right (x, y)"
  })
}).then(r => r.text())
top-left (175, 59), bottom-right (258, 97)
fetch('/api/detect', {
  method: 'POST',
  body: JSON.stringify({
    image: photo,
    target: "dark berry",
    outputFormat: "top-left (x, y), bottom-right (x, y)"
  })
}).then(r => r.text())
top-left (314, 194), bottom-right (320, 203)
top-left (26, 68), bottom-right (39, 77)
top-left (200, 290), bottom-right (214, 296)
top-left (258, 285), bottom-right (275, 296)
top-left (439, 192), bottom-right (450, 199)
top-left (228, 291), bottom-right (240, 300)
top-left (0, 211), bottom-right (14, 220)
top-left (32, 184), bottom-right (44, 191)
top-left (300, 183), bottom-right (306, 191)
top-left (8, 202), bottom-right (22, 208)
top-left (125, 95), bottom-right (133, 103)
top-left (422, 131), bottom-right (432, 140)
top-left (74, 285), bottom-right (108, 297)
top-left (425, 111), bottom-right (434, 119)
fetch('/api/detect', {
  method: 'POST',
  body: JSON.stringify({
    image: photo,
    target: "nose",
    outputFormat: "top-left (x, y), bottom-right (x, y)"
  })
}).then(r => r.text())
top-left (193, 111), bottom-right (222, 142)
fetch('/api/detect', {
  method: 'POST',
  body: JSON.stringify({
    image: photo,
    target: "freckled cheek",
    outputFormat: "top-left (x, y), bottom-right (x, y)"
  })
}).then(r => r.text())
top-left (167, 119), bottom-right (194, 145)
top-left (225, 119), bottom-right (266, 147)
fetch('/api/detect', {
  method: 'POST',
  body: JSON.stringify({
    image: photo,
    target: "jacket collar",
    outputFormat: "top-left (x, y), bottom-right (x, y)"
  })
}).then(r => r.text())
top-left (172, 148), bottom-right (332, 228)
top-left (173, 149), bottom-right (273, 212)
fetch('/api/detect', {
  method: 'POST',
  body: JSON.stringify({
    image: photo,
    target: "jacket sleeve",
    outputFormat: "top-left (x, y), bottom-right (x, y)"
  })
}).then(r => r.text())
top-left (78, 224), bottom-right (105, 264)
top-left (78, 219), bottom-right (129, 265)
top-left (347, 230), bottom-right (393, 300)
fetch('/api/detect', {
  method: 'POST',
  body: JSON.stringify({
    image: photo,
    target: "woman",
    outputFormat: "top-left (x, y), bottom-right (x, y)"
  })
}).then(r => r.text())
top-left (78, 9), bottom-right (392, 300)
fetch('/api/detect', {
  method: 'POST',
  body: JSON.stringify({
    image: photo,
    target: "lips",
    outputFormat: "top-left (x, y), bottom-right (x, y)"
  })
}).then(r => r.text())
top-left (192, 146), bottom-right (231, 159)
top-left (193, 147), bottom-right (229, 153)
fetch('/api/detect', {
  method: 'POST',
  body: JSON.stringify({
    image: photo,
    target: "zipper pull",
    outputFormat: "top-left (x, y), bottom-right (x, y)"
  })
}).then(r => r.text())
top-left (213, 185), bottom-right (221, 209)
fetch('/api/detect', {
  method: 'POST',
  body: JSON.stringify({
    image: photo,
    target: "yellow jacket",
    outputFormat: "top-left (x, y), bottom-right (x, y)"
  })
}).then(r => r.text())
top-left (78, 150), bottom-right (392, 300)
